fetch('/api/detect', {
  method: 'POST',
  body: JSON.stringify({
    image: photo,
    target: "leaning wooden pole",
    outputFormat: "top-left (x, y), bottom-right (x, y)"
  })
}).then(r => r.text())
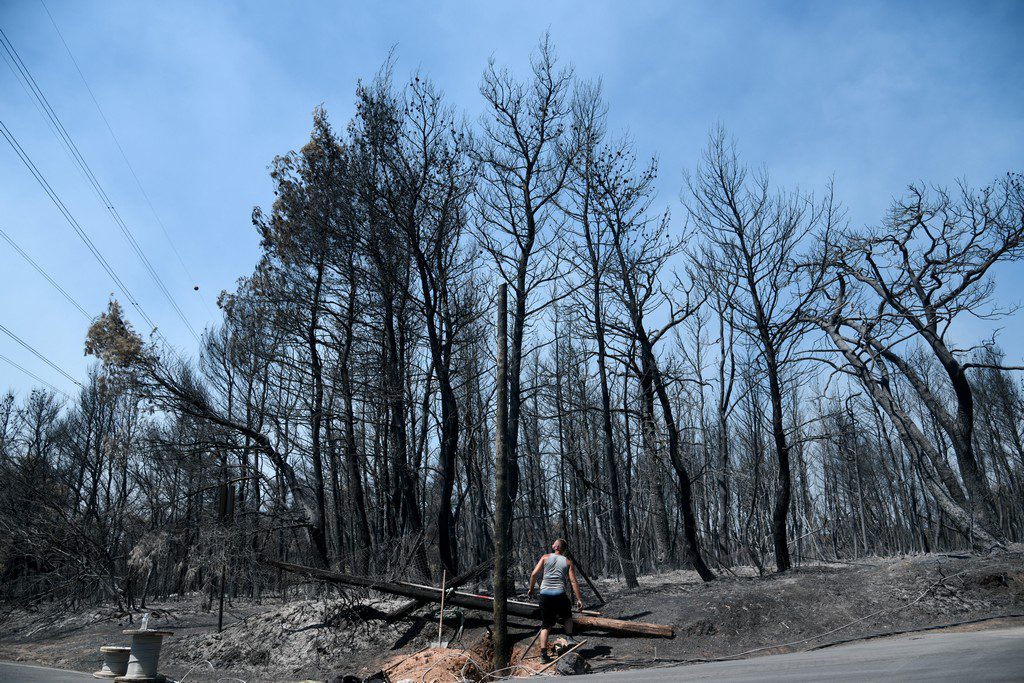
top-left (493, 283), bottom-right (512, 669)
top-left (568, 553), bottom-right (605, 607)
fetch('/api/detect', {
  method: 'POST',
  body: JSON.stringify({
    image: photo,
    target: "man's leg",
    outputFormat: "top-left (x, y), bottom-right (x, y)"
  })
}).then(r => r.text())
top-left (563, 616), bottom-right (576, 643)
top-left (539, 625), bottom-right (553, 662)
top-left (561, 593), bottom-right (575, 641)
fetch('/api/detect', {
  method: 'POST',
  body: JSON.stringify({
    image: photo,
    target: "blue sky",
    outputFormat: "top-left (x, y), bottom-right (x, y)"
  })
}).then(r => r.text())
top-left (1, 0), bottom-right (1022, 396)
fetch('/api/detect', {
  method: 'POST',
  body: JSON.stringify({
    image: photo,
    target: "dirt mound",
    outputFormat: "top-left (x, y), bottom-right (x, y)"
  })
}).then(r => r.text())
top-left (384, 647), bottom-right (485, 683)
top-left (167, 596), bottom-right (417, 676)
top-left (380, 633), bottom-right (586, 681)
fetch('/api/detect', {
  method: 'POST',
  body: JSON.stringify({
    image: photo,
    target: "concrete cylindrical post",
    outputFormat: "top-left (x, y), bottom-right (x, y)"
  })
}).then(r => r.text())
top-left (93, 646), bottom-right (131, 679)
top-left (115, 629), bottom-right (173, 682)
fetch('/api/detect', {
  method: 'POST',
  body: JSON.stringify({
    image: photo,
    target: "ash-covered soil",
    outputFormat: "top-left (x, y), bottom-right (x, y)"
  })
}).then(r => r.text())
top-left (581, 549), bottom-right (1024, 670)
top-left (1, 549), bottom-right (1022, 681)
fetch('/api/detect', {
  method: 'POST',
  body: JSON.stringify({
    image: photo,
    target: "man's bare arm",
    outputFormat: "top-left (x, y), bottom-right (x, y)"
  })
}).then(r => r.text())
top-left (528, 555), bottom-right (547, 596)
top-left (567, 560), bottom-right (583, 610)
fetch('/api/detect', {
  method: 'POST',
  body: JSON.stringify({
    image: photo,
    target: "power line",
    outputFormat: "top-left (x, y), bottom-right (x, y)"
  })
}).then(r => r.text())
top-left (0, 27), bottom-right (203, 344)
top-left (0, 34), bottom-right (76, 172)
top-left (0, 351), bottom-right (70, 398)
top-left (37, 0), bottom-right (216, 320)
top-left (0, 27), bottom-right (200, 342)
top-left (0, 322), bottom-right (84, 388)
top-left (0, 117), bottom-right (159, 333)
top-left (0, 225), bottom-right (91, 319)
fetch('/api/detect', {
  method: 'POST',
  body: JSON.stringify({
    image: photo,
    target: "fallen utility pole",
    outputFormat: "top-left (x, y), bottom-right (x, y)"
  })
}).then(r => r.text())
top-left (385, 558), bottom-right (493, 622)
top-left (268, 560), bottom-right (673, 638)
top-left (398, 581), bottom-right (603, 617)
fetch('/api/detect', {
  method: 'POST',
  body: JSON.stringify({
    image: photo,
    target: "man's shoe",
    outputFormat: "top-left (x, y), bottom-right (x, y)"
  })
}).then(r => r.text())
top-left (540, 650), bottom-right (552, 664)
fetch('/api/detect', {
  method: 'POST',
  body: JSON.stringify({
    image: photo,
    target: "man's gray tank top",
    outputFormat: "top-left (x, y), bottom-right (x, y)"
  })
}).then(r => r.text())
top-left (539, 553), bottom-right (568, 594)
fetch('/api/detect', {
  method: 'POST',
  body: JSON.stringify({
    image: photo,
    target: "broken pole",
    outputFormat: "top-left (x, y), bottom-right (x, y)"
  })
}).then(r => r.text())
top-left (385, 558), bottom-right (492, 622)
top-left (573, 615), bottom-right (672, 638)
top-left (267, 560), bottom-right (674, 638)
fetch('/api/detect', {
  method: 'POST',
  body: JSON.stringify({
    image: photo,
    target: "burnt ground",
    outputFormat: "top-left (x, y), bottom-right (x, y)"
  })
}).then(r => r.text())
top-left (1, 549), bottom-right (1022, 681)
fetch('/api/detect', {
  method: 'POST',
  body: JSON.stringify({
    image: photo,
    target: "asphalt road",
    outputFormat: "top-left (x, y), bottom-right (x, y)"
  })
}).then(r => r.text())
top-left (0, 661), bottom-right (94, 682)
top-left (2, 626), bottom-right (1022, 681)
top-left (584, 626), bottom-right (1024, 682)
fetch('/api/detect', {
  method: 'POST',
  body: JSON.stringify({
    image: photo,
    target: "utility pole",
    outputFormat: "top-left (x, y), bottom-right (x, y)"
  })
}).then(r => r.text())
top-left (217, 481), bottom-right (234, 633)
top-left (492, 284), bottom-right (511, 669)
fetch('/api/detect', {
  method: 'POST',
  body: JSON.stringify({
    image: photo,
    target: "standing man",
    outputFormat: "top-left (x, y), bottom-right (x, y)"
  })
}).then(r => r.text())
top-left (527, 538), bottom-right (583, 663)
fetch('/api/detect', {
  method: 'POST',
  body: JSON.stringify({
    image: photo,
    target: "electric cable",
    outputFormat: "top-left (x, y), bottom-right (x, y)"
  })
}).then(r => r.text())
top-left (0, 225), bottom-right (91, 319)
top-left (0, 322), bottom-right (84, 388)
top-left (0, 117), bottom-right (158, 333)
top-left (0, 351), bottom-right (70, 398)
top-left (37, 0), bottom-right (216, 320)
top-left (0, 27), bottom-right (202, 344)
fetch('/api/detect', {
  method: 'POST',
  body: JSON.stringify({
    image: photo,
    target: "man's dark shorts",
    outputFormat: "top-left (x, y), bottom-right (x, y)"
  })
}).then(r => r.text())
top-left (539, 592), bottom-right (571, 628)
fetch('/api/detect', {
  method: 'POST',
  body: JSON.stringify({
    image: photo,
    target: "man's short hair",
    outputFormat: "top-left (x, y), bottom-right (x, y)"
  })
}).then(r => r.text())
top-left (553, 538), bottom-right (568, 551)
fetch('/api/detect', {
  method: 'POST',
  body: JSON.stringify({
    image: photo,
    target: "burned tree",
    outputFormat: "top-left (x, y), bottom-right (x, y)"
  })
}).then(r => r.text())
top-left (354, 72), bottom-right (477, 575)
top-left (475, 36), bottom-right (577, 548)
top-left (590, 137), bottom-right (716, 582)
top-left (810, 175), bottom-right (1024, 548)
top-left (685, 128), bottom-right (837, 572)
top-left (563, 83), bottom-right (639, 587)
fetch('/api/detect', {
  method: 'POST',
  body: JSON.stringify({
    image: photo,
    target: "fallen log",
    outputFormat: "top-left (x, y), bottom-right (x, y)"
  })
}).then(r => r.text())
top-left (573, 615), bottom-right (672, 638)
top-left (267, 560), bottom-right (673, 638)
top-left (385, 558), bottom-right (493, 622)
